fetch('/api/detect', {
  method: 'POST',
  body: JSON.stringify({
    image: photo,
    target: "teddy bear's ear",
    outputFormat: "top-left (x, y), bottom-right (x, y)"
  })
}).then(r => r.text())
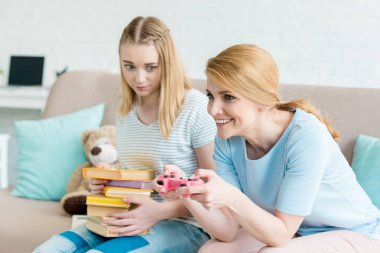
top-left (81, 129), bottom-right (93, 144)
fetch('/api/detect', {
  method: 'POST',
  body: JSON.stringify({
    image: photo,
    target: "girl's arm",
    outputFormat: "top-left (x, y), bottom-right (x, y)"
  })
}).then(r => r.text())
top-left (105, 196), bottom-right (194, 236)
top-left (153, 143), bottom-right (239, 241)
top-left (154, 198), bottom-right (191, 219)
top-left (151, 141), bottom-right (215, 220)
top-left (194, 142), bottom-right (215, 170)
top-left (155, 142), bottom-right (217, 220)
top-left (183, 142), bottom-right (239, 241)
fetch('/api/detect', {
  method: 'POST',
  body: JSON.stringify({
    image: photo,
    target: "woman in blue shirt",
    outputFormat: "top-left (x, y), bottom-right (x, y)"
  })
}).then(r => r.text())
top-left (158, 44), bottom-right (380, 252)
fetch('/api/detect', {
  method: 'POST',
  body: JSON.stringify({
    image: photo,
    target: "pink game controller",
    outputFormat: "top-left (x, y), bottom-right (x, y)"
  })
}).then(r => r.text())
top-left (157, 174), bottom-right (205, 197)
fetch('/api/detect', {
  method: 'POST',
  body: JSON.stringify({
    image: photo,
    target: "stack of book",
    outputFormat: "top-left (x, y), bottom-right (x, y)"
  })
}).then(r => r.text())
top-left (82, 167), bottom-right (155, 237)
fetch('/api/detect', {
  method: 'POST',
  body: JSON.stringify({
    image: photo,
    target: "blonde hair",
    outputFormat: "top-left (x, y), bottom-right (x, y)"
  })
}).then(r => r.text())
top-left (206, 44), bottom-right (340, 140)
top-left (118, 16), bottom-right (191, 139)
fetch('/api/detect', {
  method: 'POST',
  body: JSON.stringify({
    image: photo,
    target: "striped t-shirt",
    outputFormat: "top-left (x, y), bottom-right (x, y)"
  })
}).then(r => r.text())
top-left (116, 88), bottom-right (216, 196)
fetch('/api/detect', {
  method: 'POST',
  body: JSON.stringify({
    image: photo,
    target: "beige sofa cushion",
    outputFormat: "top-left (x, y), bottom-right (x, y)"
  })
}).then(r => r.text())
top-left (0, 188), bottom-right (71, 253)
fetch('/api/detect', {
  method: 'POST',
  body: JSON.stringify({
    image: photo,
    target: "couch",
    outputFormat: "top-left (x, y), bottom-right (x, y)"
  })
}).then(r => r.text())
top-left (1, 71), bottom-right (379, 253)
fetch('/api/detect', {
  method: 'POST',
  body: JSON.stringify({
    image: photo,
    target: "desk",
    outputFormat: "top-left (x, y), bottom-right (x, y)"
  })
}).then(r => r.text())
top-left (0, 86), bottom-right (50, 110)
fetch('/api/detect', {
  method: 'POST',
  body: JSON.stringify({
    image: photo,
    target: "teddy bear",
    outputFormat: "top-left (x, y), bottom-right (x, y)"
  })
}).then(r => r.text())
top-left (61, 125), bottom-right (118, 215)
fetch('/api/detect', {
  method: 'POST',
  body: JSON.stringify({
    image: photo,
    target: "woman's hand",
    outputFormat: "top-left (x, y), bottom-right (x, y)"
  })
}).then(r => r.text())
top-left (89, 178), bottom-right (108, 194)
top-left (181, 169), bottom-right (238, 210)
top-left (104, 196), bottom-right (163, 236)
top-left (152, 164), bottom-right (187, 199)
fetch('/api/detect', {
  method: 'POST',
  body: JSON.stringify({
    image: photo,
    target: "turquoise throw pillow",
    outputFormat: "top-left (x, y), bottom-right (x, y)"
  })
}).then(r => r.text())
top-left (12, 104), bottom-right (104, 200)
top-left (352, 134), bottom-right (380, 209)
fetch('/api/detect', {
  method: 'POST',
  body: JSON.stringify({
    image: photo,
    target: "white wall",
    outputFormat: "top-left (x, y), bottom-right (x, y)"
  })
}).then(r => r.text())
top-left (1, 0), bottom-right (380, 88)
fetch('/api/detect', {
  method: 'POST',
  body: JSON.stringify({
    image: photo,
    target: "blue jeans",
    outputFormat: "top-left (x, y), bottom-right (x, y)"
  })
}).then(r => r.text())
top-left (33, 220), bottom-right (210, 253)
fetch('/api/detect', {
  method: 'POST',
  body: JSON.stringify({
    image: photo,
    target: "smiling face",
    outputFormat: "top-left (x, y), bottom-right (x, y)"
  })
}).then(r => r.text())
top-left (206, 74), bottom-right (263, 139)
top-left (120, 42), bottom-right (161, 101)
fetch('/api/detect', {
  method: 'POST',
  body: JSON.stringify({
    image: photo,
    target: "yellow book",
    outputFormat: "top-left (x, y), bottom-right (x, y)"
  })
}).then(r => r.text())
top-left (86, 216), bottom-right (148, 237)
top-left (86, 194), bottom-right (131, 208)
top-left (102, 186), bottom-right (152, 199)
top-left (87, 204), bottom-right (131, 217)
top-left (83, 167), bottom-right (155, 181)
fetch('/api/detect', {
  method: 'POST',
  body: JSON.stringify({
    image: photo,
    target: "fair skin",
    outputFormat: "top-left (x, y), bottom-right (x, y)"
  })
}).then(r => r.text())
top-left (161, 75), bottom-right (305, 247)
top-left (153, 165), bottom-right (240, 242)
top-left (206, 75), bottom-right (291, 160)
top-left (89, 42), bottom-right (215, 236)
top-left (121, 42), bottom-right (161, 125)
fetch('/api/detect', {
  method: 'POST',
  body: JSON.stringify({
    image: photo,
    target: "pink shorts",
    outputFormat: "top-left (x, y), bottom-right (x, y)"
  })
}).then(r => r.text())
top-left (199, 229), bottom-right (380, 253)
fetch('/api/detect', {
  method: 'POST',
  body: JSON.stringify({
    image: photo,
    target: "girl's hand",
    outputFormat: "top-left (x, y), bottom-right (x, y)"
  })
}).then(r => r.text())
top-left (89, 178), bottom-right (108, 194)
top-left (180, 169), bottom-right (238, 210)
top-left (104, 197), bottom-right (162, 236)
top-left (162, 164), bottom-right (187, 178)
top-left (96, 162), bottom-right (112, 168)
top-left (152, 164), bottom-right (187, 199)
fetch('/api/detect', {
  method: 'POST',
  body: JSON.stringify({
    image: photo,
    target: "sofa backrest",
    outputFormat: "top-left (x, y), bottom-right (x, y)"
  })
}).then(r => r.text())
top-left (44, 71), bottom-right (380, 163)
top-left (43, 71), bottom-right (120, 125)
top-left (278, 84), bottom-right (380, 163)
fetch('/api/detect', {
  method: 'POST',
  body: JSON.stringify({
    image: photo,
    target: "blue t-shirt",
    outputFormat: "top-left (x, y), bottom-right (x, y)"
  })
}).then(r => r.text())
top-left (215, 108), bottom-right (380, 239)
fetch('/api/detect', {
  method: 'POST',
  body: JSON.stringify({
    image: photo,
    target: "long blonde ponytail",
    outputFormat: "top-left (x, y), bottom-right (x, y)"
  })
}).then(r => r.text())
top-left (275, 99), bottom-right (340, 140)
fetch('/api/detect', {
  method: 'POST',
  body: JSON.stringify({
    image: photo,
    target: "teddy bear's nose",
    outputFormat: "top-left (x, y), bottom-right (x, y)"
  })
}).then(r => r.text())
top-left (91, 147), bottom-right (101, 156)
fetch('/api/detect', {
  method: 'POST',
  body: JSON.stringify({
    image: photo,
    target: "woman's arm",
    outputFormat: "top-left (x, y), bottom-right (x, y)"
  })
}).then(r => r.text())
top-left (227, 190), bottom-right (304, 247)
top-left (189, 169), bottom-right (304, 246)
top-left (182, 199), bottom-right (239, 242)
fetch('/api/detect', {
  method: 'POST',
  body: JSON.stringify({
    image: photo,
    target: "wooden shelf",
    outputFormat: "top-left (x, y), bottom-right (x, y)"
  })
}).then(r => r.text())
top-left (0, 86), bottom-right (50, 110)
